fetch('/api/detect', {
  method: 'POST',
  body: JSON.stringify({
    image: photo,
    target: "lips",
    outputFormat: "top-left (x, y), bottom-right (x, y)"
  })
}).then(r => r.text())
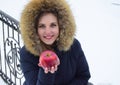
top-left (44, 35), bottom-right (54, 39)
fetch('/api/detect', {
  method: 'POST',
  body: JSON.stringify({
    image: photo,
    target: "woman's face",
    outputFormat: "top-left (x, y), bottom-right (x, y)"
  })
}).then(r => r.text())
top-left (37, 13), bottom-right (59, 45)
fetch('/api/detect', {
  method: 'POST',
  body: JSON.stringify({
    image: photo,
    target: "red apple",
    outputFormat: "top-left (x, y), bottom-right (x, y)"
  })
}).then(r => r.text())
top-left (38, 50), bottom-right (60, 69)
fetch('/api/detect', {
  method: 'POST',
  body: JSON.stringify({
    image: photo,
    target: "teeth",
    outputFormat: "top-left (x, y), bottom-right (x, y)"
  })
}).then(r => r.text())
top-left (46, 37), bottom-right (51, 39)
top-left (44, 35), bottom-right (53, 39)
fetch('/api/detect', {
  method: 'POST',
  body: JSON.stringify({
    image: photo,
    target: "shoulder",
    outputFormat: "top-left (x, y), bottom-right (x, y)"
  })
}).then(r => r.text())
top-left (20, 46), bottom-right (30, 58)
top-left (20, 46), bottom-right (29, 61)
top-left (71, 38), bottom-right (85, 58)
top-left (20, 46), bottom-right (38, 61)
top-left (72, 38), bottom-right (82, 50)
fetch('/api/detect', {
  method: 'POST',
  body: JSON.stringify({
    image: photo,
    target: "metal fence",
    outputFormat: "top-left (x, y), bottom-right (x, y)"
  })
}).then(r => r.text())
top-left (0, 10), bottom-right (24, 85)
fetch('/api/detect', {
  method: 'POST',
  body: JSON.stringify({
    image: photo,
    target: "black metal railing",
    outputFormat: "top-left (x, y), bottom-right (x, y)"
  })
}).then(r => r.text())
top-left (0, 10), bottom-right (24, 85)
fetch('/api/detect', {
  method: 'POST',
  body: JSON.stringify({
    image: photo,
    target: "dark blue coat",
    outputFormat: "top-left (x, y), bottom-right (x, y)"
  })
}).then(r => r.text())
top-left (20, 39), bottom-right (91, 85)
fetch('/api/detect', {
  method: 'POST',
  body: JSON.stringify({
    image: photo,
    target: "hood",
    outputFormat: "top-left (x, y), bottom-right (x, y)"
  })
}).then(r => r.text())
top-left (20, 0), bottom-right (76, 56)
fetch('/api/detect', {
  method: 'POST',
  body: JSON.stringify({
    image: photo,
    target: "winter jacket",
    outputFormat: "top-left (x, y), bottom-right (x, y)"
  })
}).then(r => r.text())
top-left (20, 39), bottom-right (90, 85)
top-left (20, 0), bottom-right (91, 85)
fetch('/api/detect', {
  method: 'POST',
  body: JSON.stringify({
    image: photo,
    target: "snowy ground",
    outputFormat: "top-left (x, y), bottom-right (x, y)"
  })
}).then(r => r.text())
top-left (0, 0), bottom-right (120, 85)
top-left (0, 77), bottom-right (7, 85)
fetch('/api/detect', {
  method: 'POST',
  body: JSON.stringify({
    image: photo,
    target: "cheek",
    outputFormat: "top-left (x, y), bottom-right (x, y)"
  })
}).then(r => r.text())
top-left (55, 28), bottom-right (59, 35)
top-left (38, 29), bottom-right (43, 37)
top-left (56, 30), bottom-right (59, 36)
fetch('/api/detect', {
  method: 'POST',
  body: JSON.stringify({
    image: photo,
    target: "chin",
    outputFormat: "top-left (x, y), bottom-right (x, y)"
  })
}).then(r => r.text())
top-left (44, 41), bottom-right (55, 45)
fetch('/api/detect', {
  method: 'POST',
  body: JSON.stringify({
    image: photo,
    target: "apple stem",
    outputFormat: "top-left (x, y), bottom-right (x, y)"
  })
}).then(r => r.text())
top-left (46, 54), bottom-right (50, 57)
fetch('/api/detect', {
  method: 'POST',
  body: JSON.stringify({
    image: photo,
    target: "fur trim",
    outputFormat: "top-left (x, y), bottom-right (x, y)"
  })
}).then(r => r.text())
top-left (20, 0), bottom-right (76, 56)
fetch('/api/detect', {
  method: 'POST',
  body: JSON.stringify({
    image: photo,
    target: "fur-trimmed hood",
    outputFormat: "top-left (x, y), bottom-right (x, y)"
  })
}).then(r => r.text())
top-left (20, 0), bottom-right (76, 56)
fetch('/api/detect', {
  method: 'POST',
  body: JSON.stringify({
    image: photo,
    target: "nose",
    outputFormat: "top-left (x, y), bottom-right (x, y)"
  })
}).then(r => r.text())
top-left (45, 26), bottom-right (51, 34)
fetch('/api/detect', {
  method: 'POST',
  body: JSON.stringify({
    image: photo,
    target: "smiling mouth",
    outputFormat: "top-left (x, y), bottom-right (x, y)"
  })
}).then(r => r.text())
top-left (44, 35), bottom-right (54, 39)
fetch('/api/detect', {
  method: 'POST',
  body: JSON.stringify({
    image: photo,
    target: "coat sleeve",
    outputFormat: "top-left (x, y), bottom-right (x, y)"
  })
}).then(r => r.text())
top-left (20, 46), bottom-right (55, 85)
top-left (68, 39), bottom-right (91, 85)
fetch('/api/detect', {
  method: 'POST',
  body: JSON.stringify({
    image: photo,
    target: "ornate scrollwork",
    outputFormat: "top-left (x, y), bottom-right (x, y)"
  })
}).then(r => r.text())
top-left (5, 37), bottom-right (23, 79)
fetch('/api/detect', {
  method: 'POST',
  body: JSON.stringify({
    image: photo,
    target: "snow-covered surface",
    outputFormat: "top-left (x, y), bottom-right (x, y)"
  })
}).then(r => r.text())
top-left (0, 0), bottom-right (120, 85)
top-left (0, 77), bottom-right (7, 85)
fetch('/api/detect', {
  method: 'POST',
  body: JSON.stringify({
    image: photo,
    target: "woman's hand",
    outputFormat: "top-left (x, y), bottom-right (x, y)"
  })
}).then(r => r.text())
top-left (44, 65), bottom-right (58, 74)
top-left (38, 62), bottom-right (60, 74)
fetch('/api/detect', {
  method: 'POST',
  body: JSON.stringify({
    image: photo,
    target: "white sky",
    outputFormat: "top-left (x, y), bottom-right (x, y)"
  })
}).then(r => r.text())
top-left (0, 0), bottom-right (120, 85)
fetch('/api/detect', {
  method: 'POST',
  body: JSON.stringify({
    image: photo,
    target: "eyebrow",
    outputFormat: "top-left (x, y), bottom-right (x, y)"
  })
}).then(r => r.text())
top-left (38, 22), bottom-right (58, 25)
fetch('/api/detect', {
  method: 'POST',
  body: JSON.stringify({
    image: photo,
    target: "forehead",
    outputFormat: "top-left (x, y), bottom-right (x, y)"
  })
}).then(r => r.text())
top-left (38, 13), bottom-right (58, 23)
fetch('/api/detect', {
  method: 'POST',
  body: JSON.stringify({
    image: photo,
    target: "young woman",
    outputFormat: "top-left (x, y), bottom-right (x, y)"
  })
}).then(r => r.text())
top-left (20, 0), bottom-right (91, 85)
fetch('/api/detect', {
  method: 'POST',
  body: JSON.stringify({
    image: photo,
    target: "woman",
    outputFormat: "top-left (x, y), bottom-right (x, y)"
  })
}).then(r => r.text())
top-left (20, 0), bottom-right (91, 85)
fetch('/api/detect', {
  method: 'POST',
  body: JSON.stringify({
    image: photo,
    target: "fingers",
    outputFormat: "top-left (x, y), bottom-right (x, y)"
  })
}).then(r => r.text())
top-left (38, 63), bottom-right (41, 67)
top-left (50, 66), bottom-right (55, 73)
top-left (54, 65), bottom-right (58, 71)
top-left (44, 65), bottom-right (58, 74)
top-left (57, 58), bottom-right (60, 65)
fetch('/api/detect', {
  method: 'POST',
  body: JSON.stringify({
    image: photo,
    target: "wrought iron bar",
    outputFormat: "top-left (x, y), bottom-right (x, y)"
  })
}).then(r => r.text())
top-left (0, 10), bottom-right (20, 33)
top-left (0, 70), bottom-right (15, 85)
top-left (0, 46), bottom-right (2, 70)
